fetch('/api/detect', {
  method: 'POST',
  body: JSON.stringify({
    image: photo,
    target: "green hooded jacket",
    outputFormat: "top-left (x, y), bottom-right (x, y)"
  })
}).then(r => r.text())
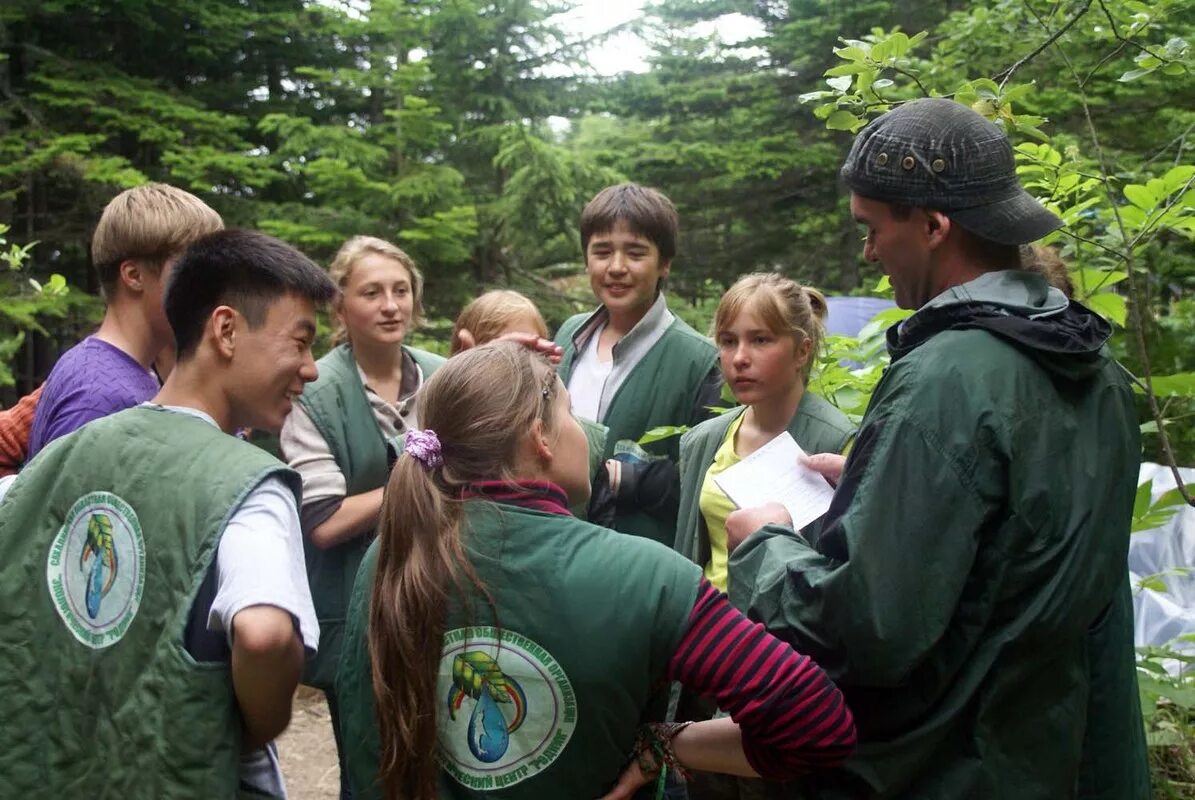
top-left (729, 271), bottom-right (1149, 800)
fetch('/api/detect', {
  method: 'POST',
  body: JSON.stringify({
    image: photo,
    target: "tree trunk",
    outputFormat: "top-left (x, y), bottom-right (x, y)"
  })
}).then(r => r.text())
top-left (838, 209), bottom-right (860, 292)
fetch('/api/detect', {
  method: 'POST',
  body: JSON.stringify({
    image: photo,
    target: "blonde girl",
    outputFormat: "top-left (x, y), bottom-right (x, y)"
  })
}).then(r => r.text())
top-left (451, 290), bottom-right (609, 501)
top-left (671, 272), bottom-right (855, 800)
top-left (279, 236), bottom-right (446, 796)
top-left (450, 290), bottom-right (550, 355)
top-left (674, 272), bottom-right (854, 592)
top-left (334, 342), bottom-right (855, 800)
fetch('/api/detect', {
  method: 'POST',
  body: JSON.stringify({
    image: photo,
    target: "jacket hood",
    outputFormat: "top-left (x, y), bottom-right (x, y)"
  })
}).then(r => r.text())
top-left (886, 270), bottom-right (1114, 381)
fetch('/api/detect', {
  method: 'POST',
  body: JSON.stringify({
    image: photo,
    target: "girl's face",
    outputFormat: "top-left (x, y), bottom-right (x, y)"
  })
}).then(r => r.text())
top-left (338, 254), bottom-right (416, 348)
top-left (543, 379), bottom-right (591, 506)
top-left (716, 306), bottom-right (812, 406)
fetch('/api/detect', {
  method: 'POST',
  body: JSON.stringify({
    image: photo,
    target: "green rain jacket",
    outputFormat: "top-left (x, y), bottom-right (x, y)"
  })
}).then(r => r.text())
top-left (729, 271), bottom-right (1149, 800)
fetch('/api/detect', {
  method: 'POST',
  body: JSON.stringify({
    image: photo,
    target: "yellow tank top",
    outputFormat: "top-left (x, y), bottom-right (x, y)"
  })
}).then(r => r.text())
top-left (698, 413), bottom-right (745, 592)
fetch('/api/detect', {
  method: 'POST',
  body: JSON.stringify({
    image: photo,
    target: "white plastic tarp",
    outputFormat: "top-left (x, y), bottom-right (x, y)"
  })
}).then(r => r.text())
top-left (1130, 463), bottom-right (1195, 667)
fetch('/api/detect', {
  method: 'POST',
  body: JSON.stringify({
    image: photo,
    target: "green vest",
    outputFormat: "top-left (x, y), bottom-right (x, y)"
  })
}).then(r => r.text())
top-left (674, 393), bottom-right (855, 571)
top-left (556, 310), bottom-right (718, 546)
top-left (668, 395), bottom-right (853, 733)
top-left (573, 416), bottom-right (609, 518)
top-left (336, 502), bottom-right (701, 799)
top-left (294, 342), bottom-right (445, 689)
top-left (0, 406), bottom-right (299, 799)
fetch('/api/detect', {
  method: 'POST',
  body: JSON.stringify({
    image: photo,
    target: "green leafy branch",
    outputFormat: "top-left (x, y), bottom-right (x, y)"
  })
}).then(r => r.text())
top-left (1132, 478), bottom-right (1195, 533)
top-left (797, 30), bottom-right (929, 133)
top-left (1095, 0), bottom-right (1192, 84)
top-left (0, 224), bottom-right (71, 387)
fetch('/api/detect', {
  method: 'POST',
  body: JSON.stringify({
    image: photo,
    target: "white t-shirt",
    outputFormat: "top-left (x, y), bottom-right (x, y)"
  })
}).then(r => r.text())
top-left (568, 323), bottom-right (613, 422)
top-left (564, 295), bottom-right (678, 422)
top-left (205, 473), bottom-right (320, 654)
top-left (0, 405), bottom-right (320, 654)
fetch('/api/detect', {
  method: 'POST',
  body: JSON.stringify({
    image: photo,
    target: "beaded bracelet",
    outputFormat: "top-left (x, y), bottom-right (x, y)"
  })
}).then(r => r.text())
top-left (632, 721), bottom-right (695, 797)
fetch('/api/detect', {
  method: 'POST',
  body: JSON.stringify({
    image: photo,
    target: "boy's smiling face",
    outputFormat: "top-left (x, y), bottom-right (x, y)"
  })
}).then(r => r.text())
top-left (584, 220), bottom-right (670, 326)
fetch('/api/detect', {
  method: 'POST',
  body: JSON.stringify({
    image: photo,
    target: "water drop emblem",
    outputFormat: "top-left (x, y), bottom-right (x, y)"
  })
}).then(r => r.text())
top-left (79, 512), bottom-right (117, 619)
top-left (85, 557), bottom-right (106, 618)
top-left (46, 492), bottom-right (146, 650)
top-left (446, 650), bottom-right (527, 763)
top-left (468, 689), bottom-right (510, 762)
top-left (437, 629), bottom-right (578, 790)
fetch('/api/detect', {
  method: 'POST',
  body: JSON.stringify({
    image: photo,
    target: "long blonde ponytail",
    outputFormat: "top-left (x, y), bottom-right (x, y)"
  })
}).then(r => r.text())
top-left (368, 342), bottom-right (559, 800)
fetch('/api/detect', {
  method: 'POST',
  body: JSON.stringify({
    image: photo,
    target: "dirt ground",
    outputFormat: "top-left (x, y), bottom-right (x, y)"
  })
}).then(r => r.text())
top-left (278, 686), bottom-right (340, 800)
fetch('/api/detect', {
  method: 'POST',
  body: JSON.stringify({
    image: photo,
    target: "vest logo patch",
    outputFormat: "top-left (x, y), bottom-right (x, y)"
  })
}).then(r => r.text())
top-left (438, 627), bottom-right (577, 790)
top-left (46, 492), bottom-right (146, 649)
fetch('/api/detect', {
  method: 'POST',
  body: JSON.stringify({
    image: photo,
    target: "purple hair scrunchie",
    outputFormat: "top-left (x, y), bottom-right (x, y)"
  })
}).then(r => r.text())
top-left (404, 429), bottom-right (444, 470)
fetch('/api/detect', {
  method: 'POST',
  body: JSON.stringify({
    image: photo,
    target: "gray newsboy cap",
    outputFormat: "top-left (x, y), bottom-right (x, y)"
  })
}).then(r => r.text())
top-left (840, 98), bottom-right (1062, 245)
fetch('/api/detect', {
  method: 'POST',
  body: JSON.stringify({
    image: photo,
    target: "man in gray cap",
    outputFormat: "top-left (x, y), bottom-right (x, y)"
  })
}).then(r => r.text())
top-left (725, 98), bottom-right (1148, 799)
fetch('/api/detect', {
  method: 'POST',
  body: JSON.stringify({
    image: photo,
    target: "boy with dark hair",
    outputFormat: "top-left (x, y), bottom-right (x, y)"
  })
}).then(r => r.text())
top-left (27, 183), bottom-right (223, 459)
top-left (555, 183), bottom-right (721, 545)
top-left (0, 230), bottom-right (337, 798)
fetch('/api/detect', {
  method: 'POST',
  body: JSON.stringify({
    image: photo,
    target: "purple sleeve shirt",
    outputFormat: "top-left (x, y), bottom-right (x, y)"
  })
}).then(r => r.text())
top-left (27, 336), bottom-right (161, 460)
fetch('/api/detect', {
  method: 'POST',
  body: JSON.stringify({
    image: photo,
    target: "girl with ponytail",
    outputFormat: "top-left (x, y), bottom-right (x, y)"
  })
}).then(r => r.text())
top-left (335, 341), bottom-right (855, 800)
top-left (670, 272), bottom-right (857, 800)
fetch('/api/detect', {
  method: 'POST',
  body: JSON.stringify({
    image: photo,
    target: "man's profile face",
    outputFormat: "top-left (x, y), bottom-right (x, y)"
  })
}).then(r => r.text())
top-left (850, 194), bottom-right (935, 310)
top-left (228, 293), bottom-right (319, 433)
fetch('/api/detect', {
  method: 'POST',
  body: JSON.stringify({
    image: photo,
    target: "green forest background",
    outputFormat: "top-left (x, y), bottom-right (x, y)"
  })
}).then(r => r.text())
top-left (1, 0), bottom-right (1192, 453)
top-left (2, 0), bottom-right (1195, 789)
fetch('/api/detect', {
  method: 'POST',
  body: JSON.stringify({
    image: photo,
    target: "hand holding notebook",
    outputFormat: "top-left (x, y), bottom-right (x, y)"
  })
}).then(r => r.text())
top-left (713, 431), bottom-right (836, 532)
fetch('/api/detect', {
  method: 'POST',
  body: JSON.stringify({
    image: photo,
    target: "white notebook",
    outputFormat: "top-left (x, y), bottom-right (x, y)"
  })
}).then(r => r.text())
top-left (713, 431), bottom-right (835, 531)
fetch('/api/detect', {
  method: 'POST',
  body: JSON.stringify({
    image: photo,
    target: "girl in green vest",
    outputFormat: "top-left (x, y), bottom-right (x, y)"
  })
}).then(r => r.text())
top-left (450, 290), bottom-right (610, 510)
top-left (675, 272), bottom-right (855, 592)
top-left (671, 273), bottom-right (855, 800)
top-left (280, 235), bottom-right (446, 799)
top-left (335, 342), bottom-right (856, 800)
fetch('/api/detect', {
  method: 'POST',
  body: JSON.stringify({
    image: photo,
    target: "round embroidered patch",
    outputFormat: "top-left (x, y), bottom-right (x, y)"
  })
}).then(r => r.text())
top-left (45, 492), bottom-right (146, 649)
top-left (438, 626), bottom-right (578, 790)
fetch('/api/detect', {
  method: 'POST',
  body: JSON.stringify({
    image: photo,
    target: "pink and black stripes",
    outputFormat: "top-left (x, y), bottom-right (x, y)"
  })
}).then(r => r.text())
top-left (667, 579), bottom-right (856, 778)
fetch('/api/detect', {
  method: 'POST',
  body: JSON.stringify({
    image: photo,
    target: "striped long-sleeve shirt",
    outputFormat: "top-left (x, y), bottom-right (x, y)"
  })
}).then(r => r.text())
top-left (0, 385), bottom-right (42, 477)
top-left (668, 579), bottom-right (856, 778)
top-left (463, 480), bottom-right (856, 779)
